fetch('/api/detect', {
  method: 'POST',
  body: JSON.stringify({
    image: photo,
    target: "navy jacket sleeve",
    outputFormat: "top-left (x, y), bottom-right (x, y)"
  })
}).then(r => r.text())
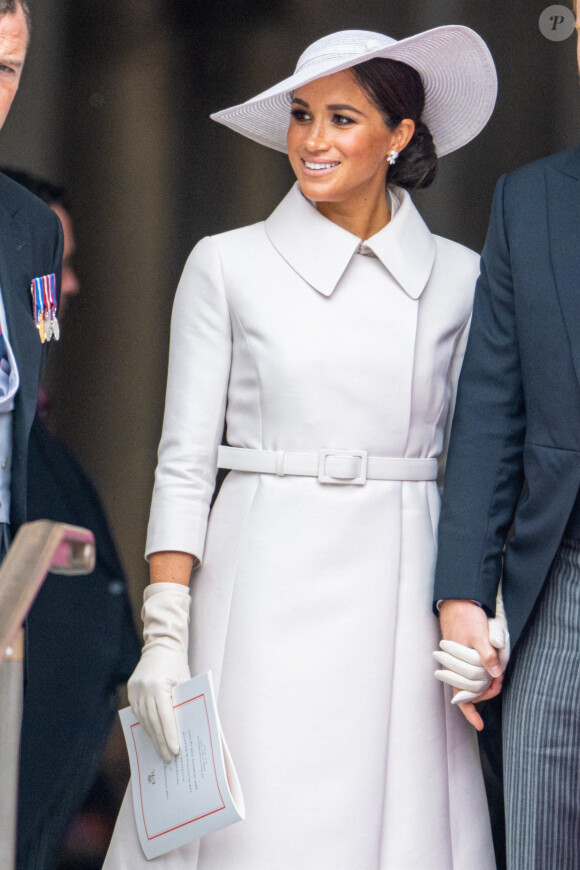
top-left (434, 175), bottom-right (526, 614)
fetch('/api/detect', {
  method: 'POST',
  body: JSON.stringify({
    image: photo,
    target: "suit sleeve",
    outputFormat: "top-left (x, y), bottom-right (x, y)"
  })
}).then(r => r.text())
top-left (434, 175), bottom-right (526, 614)
top-left (145, 236), bottom-right (232, 565)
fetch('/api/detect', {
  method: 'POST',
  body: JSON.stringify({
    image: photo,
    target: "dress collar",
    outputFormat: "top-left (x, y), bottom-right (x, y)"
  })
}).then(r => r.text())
top-left (264, 181), bottom-right (436, 299)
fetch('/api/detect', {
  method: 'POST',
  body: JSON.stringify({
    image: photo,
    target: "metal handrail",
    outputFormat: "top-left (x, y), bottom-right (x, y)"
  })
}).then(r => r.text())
top-left (0, 520), bottom-right (95, 870)
top-left (0, 520), bottom-right (95, 665)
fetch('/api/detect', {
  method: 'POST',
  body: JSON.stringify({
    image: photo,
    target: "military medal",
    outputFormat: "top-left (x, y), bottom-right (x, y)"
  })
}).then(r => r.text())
top-left (43, 279), bottom-right (53, 341)
top-left (31, 273), bottom-right (59, 343)
top-left (50, 309), bottom-right (60, 341)
top-left (43, 309), bottom-right (52, 342)
top-left (31, 275), bottom-right (45, 342)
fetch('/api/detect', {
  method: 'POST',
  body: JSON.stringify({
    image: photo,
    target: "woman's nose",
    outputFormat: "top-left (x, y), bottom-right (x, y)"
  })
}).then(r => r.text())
top-left (305, 120), bottom-right (329, 151)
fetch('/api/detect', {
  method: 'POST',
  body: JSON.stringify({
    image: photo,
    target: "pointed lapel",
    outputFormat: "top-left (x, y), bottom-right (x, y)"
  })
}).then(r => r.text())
top-left (265, 182), bottom-right (436, 299)
top-left (547, 151), bottom-right (580, 386)
top-left (0, 198), bottom-right (43, 527)
top-left (265, 183), bottom-right (360, 296)
top-left (0, 201), bottom-right (41, 414)
top-left (365, 187), bottom-right (436, 299)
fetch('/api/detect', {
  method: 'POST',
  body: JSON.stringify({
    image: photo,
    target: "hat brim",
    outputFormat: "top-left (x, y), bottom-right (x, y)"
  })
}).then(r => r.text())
top-left (210, 25), bottom-right (497, 158)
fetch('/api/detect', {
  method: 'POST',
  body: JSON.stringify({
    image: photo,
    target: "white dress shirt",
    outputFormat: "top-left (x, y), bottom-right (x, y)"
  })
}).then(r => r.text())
top-left (0, 289), bottom-right (20, 523)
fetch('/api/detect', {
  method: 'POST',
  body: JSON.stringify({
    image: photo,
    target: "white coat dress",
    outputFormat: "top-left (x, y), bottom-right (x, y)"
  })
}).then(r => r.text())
top-left (105, 183), bottom-right (495, 870)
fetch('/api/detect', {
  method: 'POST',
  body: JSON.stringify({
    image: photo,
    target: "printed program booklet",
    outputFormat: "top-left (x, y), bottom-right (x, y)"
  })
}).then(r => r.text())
top-left (120, 672), bottom-right (245, 860)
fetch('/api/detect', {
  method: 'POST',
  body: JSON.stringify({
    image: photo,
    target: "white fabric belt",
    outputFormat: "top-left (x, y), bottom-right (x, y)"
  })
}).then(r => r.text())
top-left (218, 446), bottom-right (437, 485)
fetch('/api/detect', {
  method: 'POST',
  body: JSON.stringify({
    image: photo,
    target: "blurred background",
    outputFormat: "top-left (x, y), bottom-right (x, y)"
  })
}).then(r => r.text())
top-left (2, 1), bottom-right (578, 866)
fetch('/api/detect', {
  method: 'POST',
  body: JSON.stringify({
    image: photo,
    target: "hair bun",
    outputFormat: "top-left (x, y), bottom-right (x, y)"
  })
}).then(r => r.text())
top-left (390, 120), bottom-right (437, 190)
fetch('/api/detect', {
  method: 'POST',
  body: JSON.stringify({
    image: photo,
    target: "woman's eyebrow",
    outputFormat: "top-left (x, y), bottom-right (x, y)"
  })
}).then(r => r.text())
top-left (291, 97), bottom-right (366, 116)
top-left (327, 103), bottom-right (366, 116)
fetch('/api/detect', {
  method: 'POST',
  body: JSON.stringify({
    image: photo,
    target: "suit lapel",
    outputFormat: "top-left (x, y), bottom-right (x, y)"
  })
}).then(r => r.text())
top-left (547, 152), bottom-right (580, 387)
top-left (0, 202), bottom-right (41, 408)
top-left (0, 199), bottom-right (43, 527)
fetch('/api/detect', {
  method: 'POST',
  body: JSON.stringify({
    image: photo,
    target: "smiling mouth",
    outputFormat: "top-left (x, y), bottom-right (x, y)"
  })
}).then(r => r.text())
top-left (303, 161), bottom-right (340, 170)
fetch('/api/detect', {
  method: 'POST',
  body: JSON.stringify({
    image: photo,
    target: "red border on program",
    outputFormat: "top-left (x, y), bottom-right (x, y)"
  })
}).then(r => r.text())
top-left (131, 692), bottom-right (226, 841)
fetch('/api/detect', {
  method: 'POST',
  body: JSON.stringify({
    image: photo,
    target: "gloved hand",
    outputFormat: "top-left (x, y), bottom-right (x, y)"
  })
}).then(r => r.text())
top-left (433, 585), bottom-right (510, 704)
top-left (128, 582), bottom-right (191, 762)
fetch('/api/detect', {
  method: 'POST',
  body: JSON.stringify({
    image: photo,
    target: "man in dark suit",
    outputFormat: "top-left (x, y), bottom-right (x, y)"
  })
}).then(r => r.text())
top-left (0, 171), bottom-right (140, 870)
top-left (0, 2), bottom-right (64, 868)
top-left (434, 5), bottom-right (580, 868)
top-left (0, 0), bottom-right (63, 536)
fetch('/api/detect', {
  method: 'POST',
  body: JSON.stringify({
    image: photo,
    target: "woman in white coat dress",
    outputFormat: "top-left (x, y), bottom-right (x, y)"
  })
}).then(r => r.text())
top-left (106, 26), bottom-right (498, 870)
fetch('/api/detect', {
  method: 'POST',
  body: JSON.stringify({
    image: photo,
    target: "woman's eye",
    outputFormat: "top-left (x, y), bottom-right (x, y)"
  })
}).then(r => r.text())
top-left (290, 109), bottom-right (310, 122)
top-left (333, 114), bottom-right (354, 126)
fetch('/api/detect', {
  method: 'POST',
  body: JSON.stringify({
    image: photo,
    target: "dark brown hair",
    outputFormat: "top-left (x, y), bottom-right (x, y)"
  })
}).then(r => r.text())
top-left (0, 0), bottom-right (30, 32)
top-left (351, 57), bottom-right (437, 190)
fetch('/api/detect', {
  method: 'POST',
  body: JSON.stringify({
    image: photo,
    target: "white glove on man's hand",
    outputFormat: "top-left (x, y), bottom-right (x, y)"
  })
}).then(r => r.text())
top-left (128, 582), bottom-right (191, 762)
top-left (433, 586), bottom-right (510, 704)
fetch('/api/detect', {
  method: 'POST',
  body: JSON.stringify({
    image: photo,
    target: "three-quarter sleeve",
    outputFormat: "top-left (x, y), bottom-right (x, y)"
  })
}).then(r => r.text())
top-left (146, 236), bottom-right (232, 564)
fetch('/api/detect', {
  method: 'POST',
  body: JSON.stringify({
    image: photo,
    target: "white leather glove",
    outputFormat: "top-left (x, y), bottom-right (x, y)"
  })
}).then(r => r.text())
top-left (128, 582), bottom-right (191, 762)
top-left (433, 585), bottom-right (510, 705)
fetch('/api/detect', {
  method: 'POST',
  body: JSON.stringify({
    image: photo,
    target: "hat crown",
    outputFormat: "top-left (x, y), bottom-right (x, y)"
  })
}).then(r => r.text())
top-left (294, 30), bottom-right (397, 75)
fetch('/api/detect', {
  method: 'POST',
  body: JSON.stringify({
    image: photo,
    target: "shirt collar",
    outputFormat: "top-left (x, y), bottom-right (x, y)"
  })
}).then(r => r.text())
top-left (264, 181), bottom-right (436, 299)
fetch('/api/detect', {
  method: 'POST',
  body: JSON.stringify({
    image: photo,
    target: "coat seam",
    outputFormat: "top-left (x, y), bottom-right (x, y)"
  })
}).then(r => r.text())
top-left (217, 243), bottom-right (264, 448)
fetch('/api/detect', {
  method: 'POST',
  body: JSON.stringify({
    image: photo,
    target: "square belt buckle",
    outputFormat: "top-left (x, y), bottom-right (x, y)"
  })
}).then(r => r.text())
top-left (318, 449), bottom-right (368, 485)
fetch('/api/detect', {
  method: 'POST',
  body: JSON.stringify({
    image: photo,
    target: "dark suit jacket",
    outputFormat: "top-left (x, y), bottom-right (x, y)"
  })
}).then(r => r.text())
top-left (0, 172), bottom-right (63, 531)
top-left (434, 146), bottom-right (580, 649)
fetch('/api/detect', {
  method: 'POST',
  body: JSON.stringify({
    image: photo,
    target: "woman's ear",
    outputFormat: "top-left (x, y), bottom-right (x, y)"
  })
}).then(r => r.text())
top-left (391, 118), bottom-right (415, 155)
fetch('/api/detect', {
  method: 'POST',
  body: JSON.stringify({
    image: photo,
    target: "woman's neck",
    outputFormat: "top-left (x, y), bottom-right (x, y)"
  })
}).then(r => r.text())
top-left (315, 187), bottom-right (391, 241)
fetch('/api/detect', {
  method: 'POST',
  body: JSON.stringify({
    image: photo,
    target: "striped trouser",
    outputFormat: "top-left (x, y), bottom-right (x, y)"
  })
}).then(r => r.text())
top-left (503, 539), bottom-right (580, 870)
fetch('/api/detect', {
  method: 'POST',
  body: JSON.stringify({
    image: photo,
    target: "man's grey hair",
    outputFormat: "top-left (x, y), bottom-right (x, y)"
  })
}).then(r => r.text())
top-left (0, 0), bottom-right (30, 32)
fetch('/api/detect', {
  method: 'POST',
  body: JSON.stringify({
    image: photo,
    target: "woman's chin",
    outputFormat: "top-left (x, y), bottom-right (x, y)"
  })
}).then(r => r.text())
top-left (297, 177), bottom-right (340, 203)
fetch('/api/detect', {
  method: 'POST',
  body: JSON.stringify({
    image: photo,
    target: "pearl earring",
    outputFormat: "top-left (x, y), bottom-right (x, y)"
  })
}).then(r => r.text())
top-left (387, 150), bottom-right (399, 166)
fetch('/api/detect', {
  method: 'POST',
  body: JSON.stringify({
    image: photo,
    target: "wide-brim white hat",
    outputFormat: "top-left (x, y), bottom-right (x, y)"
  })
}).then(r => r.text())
top-left (211, 26), bottom-right (497, 157)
